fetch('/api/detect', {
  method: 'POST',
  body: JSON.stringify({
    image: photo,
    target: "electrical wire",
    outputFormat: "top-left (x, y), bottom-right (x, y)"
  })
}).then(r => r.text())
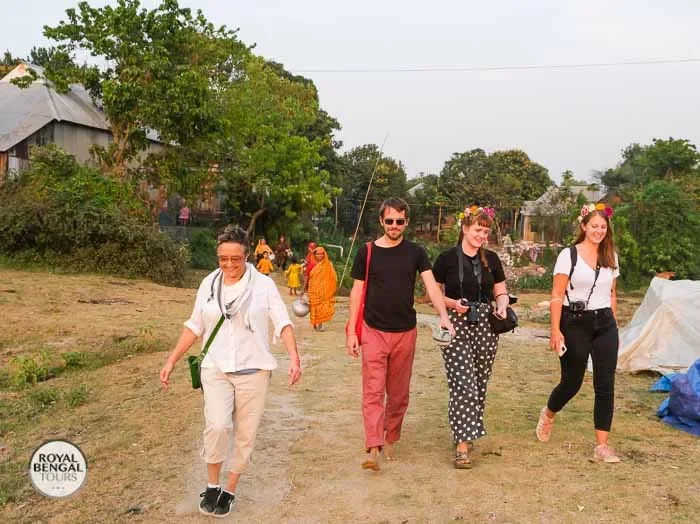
top-left (293, 57), bottom-right (700, 74)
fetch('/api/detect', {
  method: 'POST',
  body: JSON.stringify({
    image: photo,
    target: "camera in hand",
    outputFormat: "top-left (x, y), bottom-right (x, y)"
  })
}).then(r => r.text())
top-left (460, 298), bottom-right (482, 324)
top-left (569, 300), bottom-right (586, 312)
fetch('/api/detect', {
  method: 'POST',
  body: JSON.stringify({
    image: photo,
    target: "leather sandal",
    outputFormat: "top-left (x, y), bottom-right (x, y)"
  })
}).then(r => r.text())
top-left (454, 450), bottom-right (472, 469)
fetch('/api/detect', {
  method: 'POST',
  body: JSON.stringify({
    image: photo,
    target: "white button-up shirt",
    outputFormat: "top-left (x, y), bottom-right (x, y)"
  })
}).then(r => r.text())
top-left (185, 267), bottom-right (293, 373)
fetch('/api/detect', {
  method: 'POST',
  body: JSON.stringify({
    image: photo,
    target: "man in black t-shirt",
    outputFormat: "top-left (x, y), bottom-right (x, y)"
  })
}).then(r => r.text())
top-left (346, 197), bottom-right (454, 471)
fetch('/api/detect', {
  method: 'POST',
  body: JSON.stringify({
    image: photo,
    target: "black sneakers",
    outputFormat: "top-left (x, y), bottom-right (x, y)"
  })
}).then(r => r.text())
top-left (213, 490), bottom-right (235, 517)
top-left (199, 486), bottom-right (221, 515)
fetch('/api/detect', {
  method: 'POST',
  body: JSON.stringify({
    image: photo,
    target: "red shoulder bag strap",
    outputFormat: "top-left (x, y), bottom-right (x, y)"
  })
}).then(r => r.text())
top-left (354, 242), bottom-right (372, 343)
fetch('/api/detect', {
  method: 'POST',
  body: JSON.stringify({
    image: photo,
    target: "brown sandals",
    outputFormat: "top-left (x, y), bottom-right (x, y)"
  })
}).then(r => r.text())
top-left (454, 450), bottom-right (472, 469)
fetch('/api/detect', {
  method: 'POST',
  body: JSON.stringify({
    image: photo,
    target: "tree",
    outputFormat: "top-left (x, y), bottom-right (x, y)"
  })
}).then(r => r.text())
top-left (41, 0), bottom-right (250, 179)
top-left (599, 138), bottom-right (700, 196)
top-left (615, 181), bottom-right (699, 281)
top-left (438, 148), bottom-right (551, 237)
top-left (27, 46), bottom-right (76, 72)
top-left (337, 145), bottom-right (408, 237)
top-left (216, 56), bottom-right (336, 236)
top-left (0, 50), bottom-right (21, 77)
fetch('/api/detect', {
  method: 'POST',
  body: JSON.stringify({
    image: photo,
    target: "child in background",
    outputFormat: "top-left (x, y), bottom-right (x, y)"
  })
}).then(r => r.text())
top-left (257, 251), bottom-right (274, 275)
top-left (285, 256), bottom-right (303, 295)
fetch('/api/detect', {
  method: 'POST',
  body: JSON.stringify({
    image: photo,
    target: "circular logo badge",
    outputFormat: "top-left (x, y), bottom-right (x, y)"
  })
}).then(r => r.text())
top-left (28, 440), bottom-right (88, 498)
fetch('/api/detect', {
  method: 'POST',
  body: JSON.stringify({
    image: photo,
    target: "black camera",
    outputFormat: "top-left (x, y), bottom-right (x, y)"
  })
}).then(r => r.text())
top-left (569, 301), bottom-right (586, 312)
top-left (460, 299), bottom-right (481, 324)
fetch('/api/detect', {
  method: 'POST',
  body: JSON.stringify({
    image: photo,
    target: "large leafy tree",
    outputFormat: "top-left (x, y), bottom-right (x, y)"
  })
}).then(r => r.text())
top-left (41, 0), bottom-right (250, 179)
top-left (217, 57), bottom-right (336, 236)
top-left (439, 148), bottom-right (551, 236)
top-left (598, 138), bottom-right (700, 283)
top-left (337, 144), bottom-right (408, 237)
top-left (599, 138), bottom-right (700, 197)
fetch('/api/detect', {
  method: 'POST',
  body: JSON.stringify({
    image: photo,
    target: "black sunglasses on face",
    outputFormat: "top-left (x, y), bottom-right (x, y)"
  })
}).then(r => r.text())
top-left (383, 218), bottom-right (406, 226)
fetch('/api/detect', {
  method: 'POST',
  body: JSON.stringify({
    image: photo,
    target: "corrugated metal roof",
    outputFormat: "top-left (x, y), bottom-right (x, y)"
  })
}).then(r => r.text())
top-left (0, 62), bottom-right (109, 151)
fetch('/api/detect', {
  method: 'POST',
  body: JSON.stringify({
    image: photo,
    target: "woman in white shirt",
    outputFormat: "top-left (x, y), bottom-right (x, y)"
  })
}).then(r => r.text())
top-left (159, 225), bottom-right (301, 517)
top-left (535, 204), bottom-right (622, 463)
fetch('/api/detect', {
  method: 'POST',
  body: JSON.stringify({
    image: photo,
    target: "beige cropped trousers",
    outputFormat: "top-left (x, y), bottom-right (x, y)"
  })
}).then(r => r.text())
top-left (201, 367), bottom-right (271, 474)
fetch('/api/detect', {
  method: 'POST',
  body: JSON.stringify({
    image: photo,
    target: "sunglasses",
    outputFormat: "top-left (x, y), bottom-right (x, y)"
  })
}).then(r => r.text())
top-left (383, 218), bottom-right (406, 226)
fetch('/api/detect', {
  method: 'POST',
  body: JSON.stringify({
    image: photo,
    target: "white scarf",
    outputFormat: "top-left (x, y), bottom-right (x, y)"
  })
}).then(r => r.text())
top-left (217, 263), bottom-right (257, 331)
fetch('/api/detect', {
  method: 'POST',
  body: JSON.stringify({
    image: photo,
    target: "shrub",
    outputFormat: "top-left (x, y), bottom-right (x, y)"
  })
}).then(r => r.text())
top-left (8, 353), bottom-right (52, 387)
top-left (65, 384), bottom-right (89, 408)
top-left (62, 351), bottom-right (100, 370)
top-left (188, 228), bottom-right (217, 269)
top-left (0, 145), bottom-right (187, 285)
top-left (615, 182), bottom-right (700, 281)
top-left (28, 386), bottom-right (59, 411)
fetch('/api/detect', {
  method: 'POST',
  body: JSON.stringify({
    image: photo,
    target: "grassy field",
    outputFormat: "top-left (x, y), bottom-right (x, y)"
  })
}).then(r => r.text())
top-left (0, 268), bottom-right (698, 523)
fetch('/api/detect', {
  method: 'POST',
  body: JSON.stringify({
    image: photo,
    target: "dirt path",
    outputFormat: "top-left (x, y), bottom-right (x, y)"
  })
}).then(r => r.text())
top-left (1, 271), bottom-right (698, 523)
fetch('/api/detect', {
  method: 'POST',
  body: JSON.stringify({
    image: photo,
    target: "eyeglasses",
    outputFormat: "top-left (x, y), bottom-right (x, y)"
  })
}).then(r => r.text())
top-left (383, 218), bottom-right (406, 226)
top-left (218, 256), bottom-right (245, 264)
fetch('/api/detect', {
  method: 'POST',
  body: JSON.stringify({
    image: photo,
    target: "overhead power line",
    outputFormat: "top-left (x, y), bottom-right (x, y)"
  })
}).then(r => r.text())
top-left (293, 57), bottom-right (700, 74)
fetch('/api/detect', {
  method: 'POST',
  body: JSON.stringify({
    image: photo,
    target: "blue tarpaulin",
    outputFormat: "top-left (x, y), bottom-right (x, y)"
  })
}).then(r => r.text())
top-left (649, 373), bottom-right (680, 393)
top-left (656, 358), bottom-right (700, 436)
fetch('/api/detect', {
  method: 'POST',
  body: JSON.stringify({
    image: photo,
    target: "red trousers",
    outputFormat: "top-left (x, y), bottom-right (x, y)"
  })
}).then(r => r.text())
top-left (361, 322), bottom-right (418, 449)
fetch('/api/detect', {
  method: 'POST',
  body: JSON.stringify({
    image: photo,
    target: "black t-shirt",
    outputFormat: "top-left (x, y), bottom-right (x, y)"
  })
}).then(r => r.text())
top-left (432, 247), bottom-right (506, 302)
top-left (351, 239), bottom-right (431, 332)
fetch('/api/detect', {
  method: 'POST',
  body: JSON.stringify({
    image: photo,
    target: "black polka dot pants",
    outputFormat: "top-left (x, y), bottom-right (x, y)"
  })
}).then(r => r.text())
top-left (441, 304), bottom-right (499, 443)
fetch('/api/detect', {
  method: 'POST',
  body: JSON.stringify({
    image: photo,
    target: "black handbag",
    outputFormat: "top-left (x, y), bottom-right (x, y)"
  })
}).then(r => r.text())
top-left (488, 305), bottom-right (518, 334)
top-left (457, 247), bottom-right (517, 335)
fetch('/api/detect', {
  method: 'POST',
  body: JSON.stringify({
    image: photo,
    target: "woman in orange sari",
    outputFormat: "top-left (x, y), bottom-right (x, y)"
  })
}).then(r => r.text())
top-left (305, 246), bottom-right (337, 331)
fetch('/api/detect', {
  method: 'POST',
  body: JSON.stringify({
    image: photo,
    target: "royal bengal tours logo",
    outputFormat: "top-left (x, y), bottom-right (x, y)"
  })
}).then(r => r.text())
top-left (28, 440), bottom-right (88, 498)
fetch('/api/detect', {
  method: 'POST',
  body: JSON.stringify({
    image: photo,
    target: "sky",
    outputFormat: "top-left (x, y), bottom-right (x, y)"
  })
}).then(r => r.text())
top-left (5, 0), bottom-right (700, 183)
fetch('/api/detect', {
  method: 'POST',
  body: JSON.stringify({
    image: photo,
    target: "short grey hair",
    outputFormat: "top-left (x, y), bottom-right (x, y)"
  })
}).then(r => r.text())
top-left (216, 225), bottom-right (249, 252)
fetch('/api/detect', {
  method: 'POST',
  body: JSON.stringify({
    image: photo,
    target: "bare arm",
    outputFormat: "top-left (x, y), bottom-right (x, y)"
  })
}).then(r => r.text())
top-left (280, 325), bottom-right (302, 385)
top-left (421, 270), bottom-right (455, 335)
top-left (345, 279), bottom-right (365, 357)
top-left (549, 274), bottom-right (568, 352)
top-left (493, 281), bottom-right (509, 317)
top-left (611, 278), bottom-right (618, 319)
top-left (159, 327), bottom-right (198, 388)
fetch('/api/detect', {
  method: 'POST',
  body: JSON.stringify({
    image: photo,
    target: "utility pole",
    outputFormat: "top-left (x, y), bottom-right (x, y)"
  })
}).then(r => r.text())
top-left (436, 203), bottom-right (442, 243)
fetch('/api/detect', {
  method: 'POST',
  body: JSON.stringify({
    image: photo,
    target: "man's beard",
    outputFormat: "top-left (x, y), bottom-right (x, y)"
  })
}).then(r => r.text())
top-left (385, 229), bottom-right (403, 240)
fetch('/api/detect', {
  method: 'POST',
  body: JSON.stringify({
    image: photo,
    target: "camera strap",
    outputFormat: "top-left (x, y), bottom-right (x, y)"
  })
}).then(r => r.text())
top-left (457, 246), bottom-right (466, 302)
top-left (565, 246), bottom-right (600, 309)
top-left (457, 246), bottom-right (483, 303)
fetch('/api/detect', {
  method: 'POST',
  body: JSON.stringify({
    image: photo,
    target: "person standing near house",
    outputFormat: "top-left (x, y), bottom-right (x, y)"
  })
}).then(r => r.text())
top-left (179, 201), bottom-right (191, 226)
top-left (535, 203), bottom-right (621, 463)
top-left (345, 197), bottom-right (455, 471)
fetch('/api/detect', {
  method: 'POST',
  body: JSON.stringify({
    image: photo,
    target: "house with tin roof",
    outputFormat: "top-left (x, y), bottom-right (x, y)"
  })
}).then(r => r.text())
top-left (0, 62), bottom-right (161, 179)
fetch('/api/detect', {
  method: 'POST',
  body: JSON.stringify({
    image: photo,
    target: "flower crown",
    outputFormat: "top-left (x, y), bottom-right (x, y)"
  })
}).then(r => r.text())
top-left (457, 205), bottom-right (496, 225)
top-left (578, 202), bottom-right (614, 222)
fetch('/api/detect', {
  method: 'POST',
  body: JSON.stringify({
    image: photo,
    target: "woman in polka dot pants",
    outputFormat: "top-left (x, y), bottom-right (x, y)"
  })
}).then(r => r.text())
top-left (432, 206), bottom-right (509, 469)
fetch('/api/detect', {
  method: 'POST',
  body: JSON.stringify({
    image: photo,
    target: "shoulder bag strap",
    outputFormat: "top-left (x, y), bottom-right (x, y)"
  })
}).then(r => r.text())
top-left (199, 314), bottom-right (225, 362)
top-left (362, 242), bottom-right (372, 301)
top-left (584, 265), bottom-right (601, 309)
top-left (565, 245), bottom-right (577, 305)
top-left (456, 246), bottom-right (465, 302)
top-left (471, 254), bottom-right (483, 303)
top-left (567, 245), bottom-right (577, 290)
